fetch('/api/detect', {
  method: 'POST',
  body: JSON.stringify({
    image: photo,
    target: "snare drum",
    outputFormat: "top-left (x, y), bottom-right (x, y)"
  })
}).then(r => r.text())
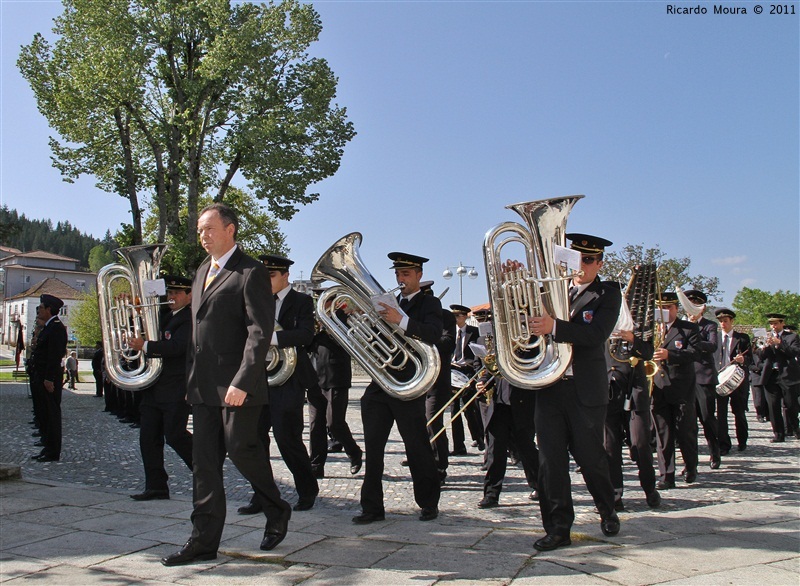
top-left (451, 370), bottom-right (471, 391)
top-left (716, 363), bottom-right (745, 397)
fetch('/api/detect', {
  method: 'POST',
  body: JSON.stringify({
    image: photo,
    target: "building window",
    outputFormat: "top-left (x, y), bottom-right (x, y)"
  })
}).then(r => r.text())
top-left (76, 279), bottom-right (86, 289)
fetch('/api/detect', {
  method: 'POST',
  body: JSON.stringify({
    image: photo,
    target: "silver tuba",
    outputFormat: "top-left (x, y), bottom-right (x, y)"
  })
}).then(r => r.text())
top-left (266, 323), bottom-right (297, 386)
top-left (483, 196), bottom-right (583, 389)
top-left (96, 244), bottom-right (169, 391)
top-left (312, 232), bottom-right (441, 400)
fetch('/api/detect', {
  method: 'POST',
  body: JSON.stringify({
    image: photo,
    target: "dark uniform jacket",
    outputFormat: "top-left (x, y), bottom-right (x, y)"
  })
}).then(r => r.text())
top-left (453, 323), bottom-right (480, 374)
top-left (606, 335), bottom-right (654, 412)
top-left (552, 277), bottom-right (621, 407)
top-left (271, 288), bottom-right (317, 410)
top-left (311, 325), bottom-right (352, 389)
top-left (187, 247), bottom-right (274, 406)
top-left (31, 316), bottom-right (67, 384)
top-left (431, 308), bottom-right (456, 395)
top-left (758, 330), bottom-right (800, 388)
top-left (693, 317), bottom-right (719, 386)
top-left (386, 291), bottom-right (443, 388)
top-left (652, 319), bottom-right (700, 404)
top-left (715, 330), bottom-right (751, 392)
top-left (142, 307), bottom-right (192, 405)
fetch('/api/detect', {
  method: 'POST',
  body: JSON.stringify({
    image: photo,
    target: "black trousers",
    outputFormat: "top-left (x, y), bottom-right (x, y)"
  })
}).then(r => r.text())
top-left (604, 388), bottom-right (656, 497)
top-left (652, 398), bottom-right (698, 479)
top-left (31, 373), bottom-right (62, 458)
top-left (716, 386), bottom-right (749, 452)
top-left (258, 401), bottom-right (319, 502)
top-left (93, 370), bottom-right (104, 396)
top-left (695, 383), bottom-right (721, 460)
top-left (306, 384), bottom-right (329, 469)
top-left (190, 403), bottom-right (290, 552)
top-left (138, 401), bottom-right (193, 491)
top-left (450, 387), bottom-right (484, 451)
top-left (425, 385), bottom-right (450, 471)
top-left (323, 386), bottom-right (362, 462)
top-left (484, 401), bottom-right (538, 499)
top-left (764, 382), bottom-right (800, 438)
top-left (535, 379), bottom-right (615, 537)
top-left (359, 384), bottom-right (440, 515)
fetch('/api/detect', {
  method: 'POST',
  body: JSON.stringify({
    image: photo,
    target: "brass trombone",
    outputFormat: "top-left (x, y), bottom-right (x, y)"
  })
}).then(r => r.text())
top-left (429, 370), bottom-right (496, 445)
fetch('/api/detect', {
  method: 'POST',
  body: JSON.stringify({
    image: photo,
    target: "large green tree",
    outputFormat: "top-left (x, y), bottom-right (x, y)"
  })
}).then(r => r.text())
top-left (19, 0), bottom-right (355, 267)
top-left (732, 288), bottom-right (800, 327)
top-left (601, 243), bottom-right (722, 302)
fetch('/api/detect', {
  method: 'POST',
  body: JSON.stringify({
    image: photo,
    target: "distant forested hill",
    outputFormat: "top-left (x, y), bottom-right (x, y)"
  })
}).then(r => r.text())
top-left (0, 206), bottom-right (116, 268)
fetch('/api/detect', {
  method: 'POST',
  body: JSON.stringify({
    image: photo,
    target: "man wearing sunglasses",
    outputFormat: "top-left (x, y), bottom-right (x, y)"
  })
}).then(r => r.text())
top-left (528, 234), bottom-right (621, 552)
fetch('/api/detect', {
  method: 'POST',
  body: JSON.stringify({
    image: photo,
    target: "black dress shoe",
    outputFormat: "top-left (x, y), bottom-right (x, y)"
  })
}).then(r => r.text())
top-left (352, 511), bottom-right (385, 524)
top-left (129, 422), bottom-right (141, 429)
top-left (478, 496), bottom-right (499, 509)
top-left (709, 456), bottom-right (721, 470)
top-left (401, 459), bottom-right (410, 467)
top-left (161, 539), bottom-right (217, 566)
top-left (449, 448), bottom-right (468, 456)
top-left (771, 435), bottom-right (785, 443)
top-left (350, 458), bottom-right (363, 475)
top-left (130, 489), bottom-right (169, 501)
top-left (238, 501), bottom-right (263, 515)
top-left (719, 448), bottom-right (730, 456)
top-left (737, 444), bottom-right (747, 452)
top-left (476, 440), bottom-right (485, 452)
top-left (685, 470), bottom-right (697, 484)
top-left (656, 479), bottom-right (675, 490)
top-left (646, 490), bottom-right (662, 508)
top-left (419, 507), bottom-right (439, 521)
top-left (293, 498), bottom-right (315, 512)
top-left (328, 441), bottom-right (344, 453)
top-left (32, 431), bottom-right (41, 437)
top-left (31, 452), bottom-right (45, 460)
top-left (614, 498), bottom-right (625, 512)
top-left (261, 508), bottom-right (291, 551)
top-left (601, 516), bottom-right (620, 537)
top-left (33, 440), bottom-right (44, 447)
top-left (534, 533), bottom-right (571, 551)
top-left (529, 489), bottom-right (539, 501)
top-left (756, 416), bottom-right (766, 423)
top-left (33, 454), bottom-right (59, 462)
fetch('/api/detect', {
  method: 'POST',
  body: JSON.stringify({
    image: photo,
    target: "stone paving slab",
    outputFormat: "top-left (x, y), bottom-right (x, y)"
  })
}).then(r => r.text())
top-left (2, 377), bottom-right (799, 585)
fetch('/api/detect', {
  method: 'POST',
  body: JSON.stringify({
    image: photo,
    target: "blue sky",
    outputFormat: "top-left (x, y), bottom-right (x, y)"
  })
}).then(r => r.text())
top-left (1, 0), bottom-right (798, 309)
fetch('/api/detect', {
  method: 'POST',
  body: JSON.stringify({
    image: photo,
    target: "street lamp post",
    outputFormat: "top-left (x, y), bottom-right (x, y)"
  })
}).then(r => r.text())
top-left (442, 262), bottom-right (479, 306)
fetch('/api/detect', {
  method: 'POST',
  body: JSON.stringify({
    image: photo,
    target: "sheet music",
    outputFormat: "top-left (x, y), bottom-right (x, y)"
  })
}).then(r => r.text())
top-left (142, 278), bottom-right (166, 297)
top-left (371, 293), bottom-right (406, 318)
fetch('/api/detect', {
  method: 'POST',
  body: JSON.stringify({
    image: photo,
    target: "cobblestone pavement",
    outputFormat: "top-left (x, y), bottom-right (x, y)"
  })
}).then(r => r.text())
top-left (2, 378), bottom-right (799, 584)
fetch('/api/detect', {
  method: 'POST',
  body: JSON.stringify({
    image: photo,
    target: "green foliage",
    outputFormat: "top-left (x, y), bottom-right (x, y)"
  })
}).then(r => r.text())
top-left (69, 292), bottom-right (101, 347)
top-left (601, 243), bottom-right (722, 302)
top-left (88, 245), bottom-right (116, 272)
top-left (18, 0), bottom-right (355, 258)
top-left (732, 288), bottom-right (800, 328)
top-left (0, 206), bottom-right (111, 267)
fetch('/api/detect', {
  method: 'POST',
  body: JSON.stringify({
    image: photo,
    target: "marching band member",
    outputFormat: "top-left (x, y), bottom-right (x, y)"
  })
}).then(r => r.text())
top-left (604, 281), bottom-right (661, 511)
top-left (528, 234), bottom-right (621, 551)
top-left (651, 292), bottom-right (700, 489)
top-left (353, 252), bottom-right (442, 524)
top-left (757, 313), bottom-right (800, 442)
top-left (714, 308), bottom-right (750, 453)
top-left (449, 304), bottom-right (484, 455)
top-left (684, 290), bottom-right (722, 470)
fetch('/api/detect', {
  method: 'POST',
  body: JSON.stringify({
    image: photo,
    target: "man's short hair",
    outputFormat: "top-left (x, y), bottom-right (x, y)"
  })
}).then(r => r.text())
top-left (200, 202), bottom-right (239, 238)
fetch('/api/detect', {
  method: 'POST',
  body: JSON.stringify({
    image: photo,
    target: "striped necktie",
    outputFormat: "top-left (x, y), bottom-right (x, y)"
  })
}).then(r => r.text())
top-left (204, 260), bottom-right (220, 291)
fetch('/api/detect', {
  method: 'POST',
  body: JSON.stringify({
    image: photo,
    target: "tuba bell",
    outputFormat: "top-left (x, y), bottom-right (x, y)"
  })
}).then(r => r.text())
top-left (265, 323), bottom-right (298, 387)
top-left (482, 196), bottom-right (583, 389)
top-left (96, 244), bottom-right (169, 391)
top-left (312, 232), bottom-right (441, 400)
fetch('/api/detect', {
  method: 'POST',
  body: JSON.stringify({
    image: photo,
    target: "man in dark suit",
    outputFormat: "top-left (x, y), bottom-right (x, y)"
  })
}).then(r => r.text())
top-left (604, 280), bottom-right (661, 511)
top-left (527, 234), bottom-right (621, 551)
top-left (127, 275), bottom-right (194, 501)
top-left (476, 372), bottom-right (539, 508)
top-left (714, 308), bottom-right (751, 453)
top-left (29, 294), bottom-right (68, 462)
top-left (352, 252), bottom-right (442, 524)
top-left (238, 255), bottom-right (320, 514)
top-left (309, 298), bottom-right (363, 476)
top-left (162, 203), bottom-right (291, 567)
top-left (91, 341), bottom-right (104, 398)
top-left (651, 292), bottom-right (700, 489)
top-left (757, 313), bottom-right (800, 442)
top-left (685, 290), bottom-right (721, 470)
top-left (449, 304), bottom-right (484, 455)
top-left (421, 281), bottom-right (455, 483)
